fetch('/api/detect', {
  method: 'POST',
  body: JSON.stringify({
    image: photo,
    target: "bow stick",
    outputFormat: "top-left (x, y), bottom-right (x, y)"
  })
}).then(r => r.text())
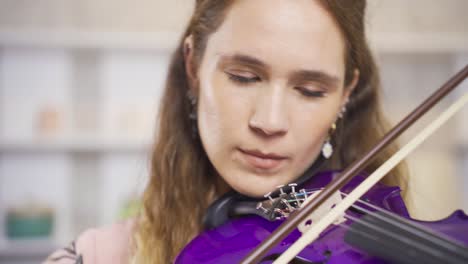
top-left (275, 91), bottom-right (468, 263)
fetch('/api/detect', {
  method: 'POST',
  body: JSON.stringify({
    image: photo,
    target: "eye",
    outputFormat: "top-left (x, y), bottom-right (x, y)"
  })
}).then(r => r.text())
top-left (225, 71), bottom-right (261, 84)
top-left (295, 87), bottom-right (326, 98)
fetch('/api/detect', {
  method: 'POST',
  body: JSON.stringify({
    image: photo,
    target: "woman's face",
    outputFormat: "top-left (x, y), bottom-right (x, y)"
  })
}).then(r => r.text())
top-left (192, 0), bottom-right (356, 197)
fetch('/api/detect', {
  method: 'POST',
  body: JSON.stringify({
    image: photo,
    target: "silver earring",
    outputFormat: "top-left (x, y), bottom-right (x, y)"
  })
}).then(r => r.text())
top-left (338, 105), bottom-right (346, 119)
top-left (339, 99), bottom-right (349, 119)
top-left (321, 139), bottom-right (333, 159)
top-left (187, 90), bottom-right (197, 106)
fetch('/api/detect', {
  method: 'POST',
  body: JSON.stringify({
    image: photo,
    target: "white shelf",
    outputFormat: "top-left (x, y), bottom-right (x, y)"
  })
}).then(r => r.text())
top-left (0, 29), bottom-right (180, 51)
top-left (0, 238), bottom-right (56, 258)
top-left (1, 29), bottom-right (467, 53)
top-left (0, 138), bottom-right (151, 153)
top-left (369, 32), bottom-right (468, 53)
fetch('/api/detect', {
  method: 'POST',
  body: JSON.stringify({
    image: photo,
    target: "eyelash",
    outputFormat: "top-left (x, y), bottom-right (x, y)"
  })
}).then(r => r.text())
top-left (226, 72), bottom-right (325, 98)
top-left (226, 72), bottom-right (260, 84)
top-left (295, 87), bottom-right (326, 98)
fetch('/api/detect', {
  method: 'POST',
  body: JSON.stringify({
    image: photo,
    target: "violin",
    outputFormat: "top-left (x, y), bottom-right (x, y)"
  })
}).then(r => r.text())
top-left (175, 171), bottom-right (468, 263)
top-left (175, 65), bottom-right (468, 264)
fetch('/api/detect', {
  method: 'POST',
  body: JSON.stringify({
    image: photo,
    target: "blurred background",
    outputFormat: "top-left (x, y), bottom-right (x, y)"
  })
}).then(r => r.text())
top-left (0, 0), bottom-right (466, 263)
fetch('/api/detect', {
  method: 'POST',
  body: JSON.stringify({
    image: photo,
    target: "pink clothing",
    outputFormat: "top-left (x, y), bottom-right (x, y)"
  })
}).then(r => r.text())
top-left (43, 220), bottom-right (135, 264)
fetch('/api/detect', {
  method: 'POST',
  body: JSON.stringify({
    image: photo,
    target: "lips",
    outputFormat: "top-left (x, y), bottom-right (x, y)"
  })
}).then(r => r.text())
top-left (238, 148), bottom-right (288, 170)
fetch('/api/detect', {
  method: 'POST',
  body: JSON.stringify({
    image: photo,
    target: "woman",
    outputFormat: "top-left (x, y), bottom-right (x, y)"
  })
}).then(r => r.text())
top-left (45, 0), bottom-right (407, 263)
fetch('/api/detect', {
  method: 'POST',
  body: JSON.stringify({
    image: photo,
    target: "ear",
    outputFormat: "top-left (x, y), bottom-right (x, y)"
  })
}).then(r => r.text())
top-left (183, 35), bottom-right (197, 91)
top-left (342, 69), bottom-right (359, 106)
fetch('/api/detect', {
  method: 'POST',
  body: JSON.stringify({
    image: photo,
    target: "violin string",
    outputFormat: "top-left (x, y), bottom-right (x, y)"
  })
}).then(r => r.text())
top-left (291, 190), bottom-right (464, 253)
top-left (340, 192), bottom-right (468, 249)
top-left (275, 189), bottom-right (465, 251)
top-left (338, 195), bottom-right (468, 262)
top-left (267, 190), bottom-right (467, 263)
top-left (342, 214), bottom-right (462, 263)
top-left (330, 209), bottom-right (466, 262)
top-left (303, 212), bottom-right (456, 262)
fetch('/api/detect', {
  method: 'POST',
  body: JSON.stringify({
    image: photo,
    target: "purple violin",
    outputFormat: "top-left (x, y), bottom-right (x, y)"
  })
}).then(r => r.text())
top-left (175, 171), bottom-right (468, 264)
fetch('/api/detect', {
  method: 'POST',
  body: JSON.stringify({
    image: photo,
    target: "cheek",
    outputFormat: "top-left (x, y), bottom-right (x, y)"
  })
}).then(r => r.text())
top-left (197, 86), bottom-right (224, 156)
top-left (289, 101), bottom-right (340, 163)
top-left (197, 73), bottom-right (250, 155)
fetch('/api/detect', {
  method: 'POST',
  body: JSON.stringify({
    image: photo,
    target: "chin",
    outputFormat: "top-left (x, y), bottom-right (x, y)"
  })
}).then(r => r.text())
top-left (235, 187), bottom-right (270, 198)
top-left (228, 176), bottom-right (285, 198)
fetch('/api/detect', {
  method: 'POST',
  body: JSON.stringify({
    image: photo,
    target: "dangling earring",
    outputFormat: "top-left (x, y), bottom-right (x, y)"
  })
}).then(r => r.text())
top-left (321, 139), bottom-right (333, 159)
top-left (187, 90), bottom-right (198, 137)
top-left (322, 99), bottom-right (347, 159)
top-left (321, 122), bottom-right (336, 159)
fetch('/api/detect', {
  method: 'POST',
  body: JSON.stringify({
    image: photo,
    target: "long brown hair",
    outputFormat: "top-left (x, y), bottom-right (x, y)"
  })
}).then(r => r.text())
top-left (133, 1), bottom-right (407, 263)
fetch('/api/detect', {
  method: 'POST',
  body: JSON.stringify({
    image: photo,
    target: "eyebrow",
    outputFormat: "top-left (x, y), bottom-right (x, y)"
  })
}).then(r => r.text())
top-left (289, 70), bottom-right (341, 89)
top-left (218, 54), bottom-right (270, 72)
top-left (219, 53), bottom-right (341, 88)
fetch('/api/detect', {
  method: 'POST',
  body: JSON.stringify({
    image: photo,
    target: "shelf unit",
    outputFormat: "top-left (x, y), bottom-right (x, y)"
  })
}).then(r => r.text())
top-left (0, 29), bottom-right (180, 51)
top-left (0, 32), bottom-right (169, 263)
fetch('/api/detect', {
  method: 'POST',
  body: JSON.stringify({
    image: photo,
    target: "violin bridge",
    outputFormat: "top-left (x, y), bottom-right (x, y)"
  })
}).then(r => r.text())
top-left (297, 190), bottom-right (346, 234)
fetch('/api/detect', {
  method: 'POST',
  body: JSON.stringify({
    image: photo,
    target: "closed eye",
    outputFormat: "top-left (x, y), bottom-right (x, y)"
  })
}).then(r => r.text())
top-left (226, 72), bottom-right (261, 84)
top-left (295, 87), bottom-right (325, 98)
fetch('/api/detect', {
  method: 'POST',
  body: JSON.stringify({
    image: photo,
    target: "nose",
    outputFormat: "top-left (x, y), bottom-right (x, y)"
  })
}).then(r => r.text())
top-left (248, 85), bottom-right (289, 137)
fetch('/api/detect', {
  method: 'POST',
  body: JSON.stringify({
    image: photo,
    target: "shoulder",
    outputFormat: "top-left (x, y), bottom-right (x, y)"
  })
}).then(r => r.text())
top-left (43, 219), bottom-right (136, 264)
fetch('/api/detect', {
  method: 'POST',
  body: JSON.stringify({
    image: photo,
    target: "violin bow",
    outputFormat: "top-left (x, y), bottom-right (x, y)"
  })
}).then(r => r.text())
top-left (241, 64), bottom-right (468, 263)
top-left (275, 80), bottom-right (468, 263)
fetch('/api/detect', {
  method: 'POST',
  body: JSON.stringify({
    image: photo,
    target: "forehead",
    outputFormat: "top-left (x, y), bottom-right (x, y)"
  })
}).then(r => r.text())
top-left (204, 0), bottom-right (346, 79)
